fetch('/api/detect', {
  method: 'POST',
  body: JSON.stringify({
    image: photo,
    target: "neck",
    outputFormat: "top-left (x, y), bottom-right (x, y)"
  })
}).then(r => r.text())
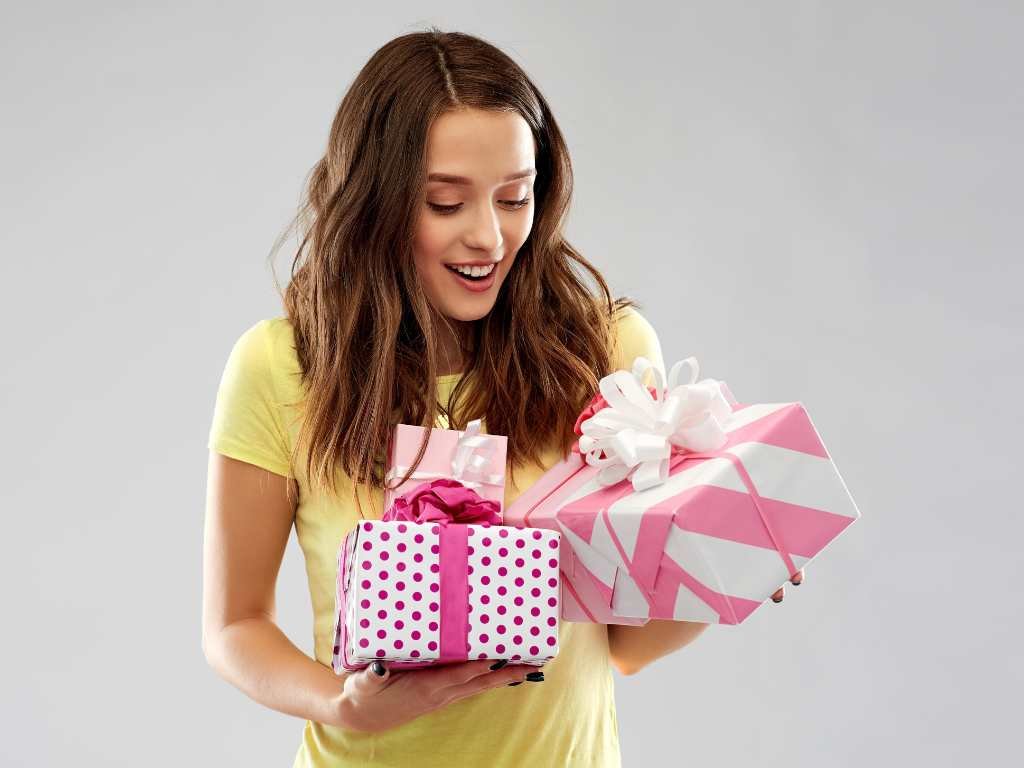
top-left (433, 314), bottom-right (468, 376)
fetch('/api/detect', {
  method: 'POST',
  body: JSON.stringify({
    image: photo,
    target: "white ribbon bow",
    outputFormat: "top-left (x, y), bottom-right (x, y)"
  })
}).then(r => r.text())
top-left (386, 418), bottom-right (504, 491)
top-left (577, 356), bottom-right (736, 491)
top-left (449, 419), bottom-right (503, 488)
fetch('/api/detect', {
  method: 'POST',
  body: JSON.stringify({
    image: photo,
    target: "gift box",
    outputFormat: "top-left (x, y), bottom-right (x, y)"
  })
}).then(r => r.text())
top-left (332, 479), bottom-right (561, 672)
top-left (504, 356), bottom-right (861, 626)
top-left (383, 419), bottom-right (507, 514)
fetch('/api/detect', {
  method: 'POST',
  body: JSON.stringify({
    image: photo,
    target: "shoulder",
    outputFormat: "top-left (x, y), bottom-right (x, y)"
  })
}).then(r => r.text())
top-left (233, 316), bottom-right (295, 353)
top-left (260, 316), bottom-right (300, 369)
top-left (610, 303), bottom-right (663, 373)
top-left (209, 318), bottom-right (300, 477)
top-left (221, 316), bottom-right (302, 396)
top-left (261, 316), bottom-right (303, 395)
top-left (613, 304), bottom-right (657, 346)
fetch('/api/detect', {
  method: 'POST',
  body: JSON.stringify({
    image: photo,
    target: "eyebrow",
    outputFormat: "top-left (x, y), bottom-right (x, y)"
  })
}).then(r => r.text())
top-left (426, 168), bottom-right (537, 186)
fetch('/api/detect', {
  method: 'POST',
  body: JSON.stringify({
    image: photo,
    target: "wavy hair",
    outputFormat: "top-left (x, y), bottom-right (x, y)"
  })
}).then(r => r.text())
top-left (271, 28), bottom-right (635, 513)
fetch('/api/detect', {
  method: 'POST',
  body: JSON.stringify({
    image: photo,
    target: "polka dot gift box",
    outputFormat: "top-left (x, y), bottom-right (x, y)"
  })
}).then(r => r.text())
top-left (332, 478), bottom-right (561, 672)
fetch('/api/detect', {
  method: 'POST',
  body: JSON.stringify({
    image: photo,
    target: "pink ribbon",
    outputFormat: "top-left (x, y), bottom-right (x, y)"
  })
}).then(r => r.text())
top-left (569, 382), bottom-right (799, 619)
top-left (383, 478), bottom-right (501, 663)
top-left (594, 447), bottom-right (798, 623)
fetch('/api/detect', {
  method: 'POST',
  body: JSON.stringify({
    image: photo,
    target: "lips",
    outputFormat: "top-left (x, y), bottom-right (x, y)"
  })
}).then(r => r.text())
top-left (445, 262), bottom-right (497, 292)
top-left (444, 260), bottom-right (500, 268)
top-left (444, 263), bottom-right (495, 280)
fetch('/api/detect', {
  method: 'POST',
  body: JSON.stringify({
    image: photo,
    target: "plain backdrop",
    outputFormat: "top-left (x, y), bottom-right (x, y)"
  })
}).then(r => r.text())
top-left (2, 2), bottom-right (1020, 766)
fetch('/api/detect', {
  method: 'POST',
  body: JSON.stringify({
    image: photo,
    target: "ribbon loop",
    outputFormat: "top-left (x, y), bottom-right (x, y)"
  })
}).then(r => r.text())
top-left (385, 418), bottom-right (504, 492)
top-left (452, 419), bottom-right (504, 490)
top-left (575, 355), bottom-right (735, 491)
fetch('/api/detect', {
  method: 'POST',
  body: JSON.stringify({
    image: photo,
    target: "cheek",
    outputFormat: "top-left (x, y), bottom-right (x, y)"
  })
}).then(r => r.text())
top-left (508, 210), bottom-right (534, 247)
top-left (412, 225), bottom-right (443, 276)
top-left (414, 218), bottom-right (451, 261)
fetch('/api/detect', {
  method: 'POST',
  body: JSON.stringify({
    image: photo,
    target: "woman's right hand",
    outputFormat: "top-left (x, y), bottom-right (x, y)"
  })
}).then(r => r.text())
top-left (330, 659), bottom-right (545, 733)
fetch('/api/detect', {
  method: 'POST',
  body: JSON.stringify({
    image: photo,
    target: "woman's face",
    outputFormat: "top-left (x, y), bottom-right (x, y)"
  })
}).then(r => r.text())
top-left (413, 108), bottom-right (536, 322)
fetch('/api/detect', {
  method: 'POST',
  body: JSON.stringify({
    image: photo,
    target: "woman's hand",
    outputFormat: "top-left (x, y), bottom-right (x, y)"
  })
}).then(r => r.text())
top-left (329, 658), bottom-right (544, 733)
top-left (771, 568), bottom-right (805, 603)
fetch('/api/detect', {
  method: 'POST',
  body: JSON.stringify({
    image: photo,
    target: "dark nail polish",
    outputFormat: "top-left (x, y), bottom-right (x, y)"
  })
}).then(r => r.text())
top-left (489, 659), bottom-right (508, 671)
top-left (508, 681), bottom-right (523, 686)
top-left (791, 578), bottom-right (802, 586)
top-left (772, 595), bottom-right (783, 603)
top-left (371, 661), bottom-right (386, 676)
top-left (525, 671), bottom-right (545, 682)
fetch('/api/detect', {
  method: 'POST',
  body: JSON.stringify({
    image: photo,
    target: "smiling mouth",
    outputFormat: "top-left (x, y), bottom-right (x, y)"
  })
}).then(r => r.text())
top-left (445, 263), bottom-right (496, 281)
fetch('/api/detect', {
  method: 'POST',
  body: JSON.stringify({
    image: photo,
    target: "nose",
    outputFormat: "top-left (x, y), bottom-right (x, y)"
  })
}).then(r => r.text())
top-left (463, 202), bottom-right (503, 255)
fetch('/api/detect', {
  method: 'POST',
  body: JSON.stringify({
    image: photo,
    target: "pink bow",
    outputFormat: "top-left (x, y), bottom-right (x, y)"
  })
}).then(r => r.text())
top-left (383, 477), bottom-right (502, 526)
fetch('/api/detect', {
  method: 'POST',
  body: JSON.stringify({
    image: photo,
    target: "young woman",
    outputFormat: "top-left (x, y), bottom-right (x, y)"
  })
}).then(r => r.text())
top-left (203, 28), bottom-right (801, 767)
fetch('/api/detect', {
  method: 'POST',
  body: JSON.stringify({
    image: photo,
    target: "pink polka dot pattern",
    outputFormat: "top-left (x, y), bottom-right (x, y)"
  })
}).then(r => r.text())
top-left (466, 524), bottom-right (559, 664)
top-left (338, 519), bottom-right (559, 669)
top-left (343, 521), bottom-right (439, 664)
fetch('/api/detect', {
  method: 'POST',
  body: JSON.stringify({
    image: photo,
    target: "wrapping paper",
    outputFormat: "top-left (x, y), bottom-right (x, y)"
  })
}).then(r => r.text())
top-left (332, 518), bottom-right (561, 671)
top-left (504, 356), bottom-right (861, 626)
top-left (332, 419), bottom-right (555, 672)
top-left (383, 420), bottom-right (507, 514)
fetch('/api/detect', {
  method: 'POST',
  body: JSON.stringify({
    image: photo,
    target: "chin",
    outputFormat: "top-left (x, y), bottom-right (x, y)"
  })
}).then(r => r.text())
top-left (440, 300), bottom-right (497, 322)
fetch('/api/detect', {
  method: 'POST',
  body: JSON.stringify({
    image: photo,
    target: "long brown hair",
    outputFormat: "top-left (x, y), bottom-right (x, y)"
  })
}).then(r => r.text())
top-left (271, 28), bottom-right (635, 512)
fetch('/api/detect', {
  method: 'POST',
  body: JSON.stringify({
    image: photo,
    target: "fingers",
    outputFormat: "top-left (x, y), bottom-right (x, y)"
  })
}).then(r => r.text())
top-left (347, 659), bottom-right (393, 699)
top-left (430, 658), bottom-right (517, 691)
top-left (773, 569), bottom-right (806, 603)
top-left (439, 663), bottom-right (542, 705)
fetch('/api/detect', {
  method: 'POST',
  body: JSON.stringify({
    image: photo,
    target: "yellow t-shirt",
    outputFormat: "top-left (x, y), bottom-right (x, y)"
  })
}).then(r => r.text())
top-left (207, 306), bottom-right (664, 767)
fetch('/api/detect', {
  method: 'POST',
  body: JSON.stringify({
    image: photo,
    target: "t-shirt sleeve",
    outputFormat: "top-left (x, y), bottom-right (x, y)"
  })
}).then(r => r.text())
top-left (208, 319), bottom-right (295, 478)
top-left (612, 304), bottom-right (665, 385)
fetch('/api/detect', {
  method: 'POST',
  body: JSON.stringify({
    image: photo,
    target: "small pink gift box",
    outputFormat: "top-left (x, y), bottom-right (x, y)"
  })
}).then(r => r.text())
top-left (332, 479), bottom-right (561, 671)
top-left (504, 356), bottom-right (861, 626)
top-left (383, 419), bottom-right (507, 513)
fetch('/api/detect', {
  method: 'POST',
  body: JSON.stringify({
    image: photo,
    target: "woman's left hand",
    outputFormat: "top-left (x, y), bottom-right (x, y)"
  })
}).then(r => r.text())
top-left (771, 568), bottom-right (805, 603)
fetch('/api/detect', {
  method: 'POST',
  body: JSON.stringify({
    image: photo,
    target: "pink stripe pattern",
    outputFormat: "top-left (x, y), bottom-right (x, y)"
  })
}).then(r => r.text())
top-left (504, 400), bottom-right (861, 626)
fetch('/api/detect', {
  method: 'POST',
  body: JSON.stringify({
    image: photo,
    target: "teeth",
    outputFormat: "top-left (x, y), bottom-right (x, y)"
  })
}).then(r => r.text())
top-left (450, 263), bottom-right (495, 277)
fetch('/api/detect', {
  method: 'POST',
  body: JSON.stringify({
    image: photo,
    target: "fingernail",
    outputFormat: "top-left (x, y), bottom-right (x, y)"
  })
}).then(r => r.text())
top-left (791, 579), bottom-right (801, 586)
top-left (371, 661), bottom-right (386, 676)
top-left (507, 681), bottom-right (523, 686)
top-left (525, 671), bottom-right (545, 682)
top-left (772, 595), bottom-right (783, 603)
top-left (489, 659), bottom-right (508, 671)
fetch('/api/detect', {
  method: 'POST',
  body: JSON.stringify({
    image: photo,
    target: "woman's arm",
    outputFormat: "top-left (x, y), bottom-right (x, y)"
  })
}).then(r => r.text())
top-left (607, 620), bottom-right (711, 676)
top-left (202, 452), bottom-right (347, 725)
top-left (203, 615), bottom-right (349, 724)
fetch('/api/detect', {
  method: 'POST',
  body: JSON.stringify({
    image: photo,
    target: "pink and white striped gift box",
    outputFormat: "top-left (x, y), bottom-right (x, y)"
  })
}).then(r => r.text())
top-left (504, 397), bottom-right (861, 626)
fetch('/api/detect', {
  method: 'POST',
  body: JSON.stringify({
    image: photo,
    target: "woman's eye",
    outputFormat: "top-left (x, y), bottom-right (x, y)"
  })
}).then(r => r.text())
top-left (427, 202), bottom-right (461, 215)
top-left (427, 197), bottom-right (532, 216)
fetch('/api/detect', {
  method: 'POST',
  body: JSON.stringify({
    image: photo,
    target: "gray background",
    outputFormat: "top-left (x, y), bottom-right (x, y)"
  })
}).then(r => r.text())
top-left (2, 2), bottom-right (1020, 765)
